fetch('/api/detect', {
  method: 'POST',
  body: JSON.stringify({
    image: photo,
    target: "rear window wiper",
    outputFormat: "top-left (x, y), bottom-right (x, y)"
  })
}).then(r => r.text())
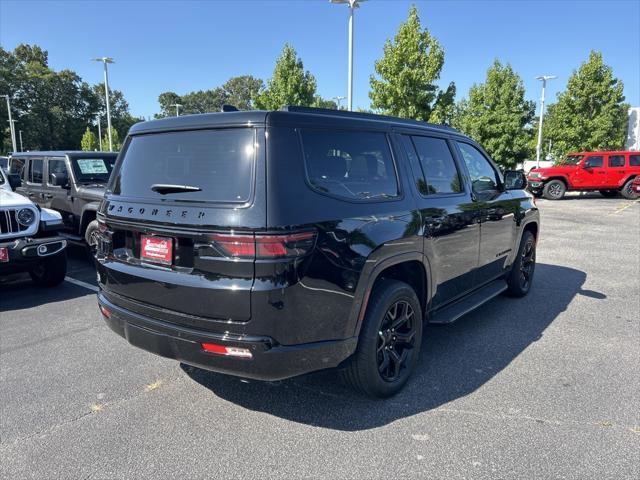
top-left (151, 184), bottom-right (202, 195)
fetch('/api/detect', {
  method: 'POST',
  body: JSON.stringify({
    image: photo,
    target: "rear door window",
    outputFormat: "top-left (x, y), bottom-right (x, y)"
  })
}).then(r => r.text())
top-left (113, 128), bottom-right (255, 203)
top-left (409, 136), bottom-right (462, 195)
top-left (300, 130), bottom-right (398, 200)
top-left (29, 159), bottom-right (43, 184)
top-left (608, 155), bottom-right (625, 167)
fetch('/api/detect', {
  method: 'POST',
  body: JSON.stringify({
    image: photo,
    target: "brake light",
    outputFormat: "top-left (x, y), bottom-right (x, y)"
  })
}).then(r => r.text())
top-left (210, 231), bottom-right (316, 259)
top-left (201, 343), bottom-right (253, 359)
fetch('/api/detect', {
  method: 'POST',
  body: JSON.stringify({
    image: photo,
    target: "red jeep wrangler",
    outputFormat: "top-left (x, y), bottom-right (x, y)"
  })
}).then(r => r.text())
top-left (527, 151), bottom-right (640, 200)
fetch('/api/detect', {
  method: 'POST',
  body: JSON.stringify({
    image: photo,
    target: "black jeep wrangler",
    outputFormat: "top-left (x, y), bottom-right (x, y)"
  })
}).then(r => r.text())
top-left (9, 151), bottom-right (118, 248)
top-left (95, 107), bottom-right (539, 397)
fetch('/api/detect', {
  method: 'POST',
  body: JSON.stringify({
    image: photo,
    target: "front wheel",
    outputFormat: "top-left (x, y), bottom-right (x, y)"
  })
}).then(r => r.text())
top-left (29, 251), bottom-right (67, 287)
top-left (85, 219), bottom-right (100, 253)
top-left (505, 230), bottom-right (536, 297)
top-left (621, 179), bottom-right (640, 200)
top-left (542, 180), bottom-right (566, 200)
top-left (342, 279), bottom-right (422, 398)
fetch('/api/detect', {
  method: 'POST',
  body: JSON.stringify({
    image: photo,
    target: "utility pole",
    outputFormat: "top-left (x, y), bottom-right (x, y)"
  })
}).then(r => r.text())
top-left (535, 75), bottom-right (556, 168)
top-left (1, 95), bottom-right (17, 152)
top-left (92, 57), bottom-right (115, 151)
top-left (19, 130), bottom-right (23, 152)
top-left (330, 0), bottom-right (367, 111)
top-left (96, 114), bottom-right (103, 151)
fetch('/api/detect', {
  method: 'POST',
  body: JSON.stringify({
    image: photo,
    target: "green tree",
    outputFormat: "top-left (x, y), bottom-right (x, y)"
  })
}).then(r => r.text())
top-left (221, 75), bottom-right (264, 110)
top-left (102, 126), bottom-right (121, 151)
top-left (369, 5), bottom-right (454, 122)
top-left (80, 126), bottom-right (99, 151)
top-left (91, 84), bottom-right (142, 140)
top-left (312, 95), bottom-right (338, 109)
top-left (454, 60), bottom-right (535, 168)
top-left (543, 50), bottom-right (628, 160)
top-left (254, 44), bottom-right (317, 110)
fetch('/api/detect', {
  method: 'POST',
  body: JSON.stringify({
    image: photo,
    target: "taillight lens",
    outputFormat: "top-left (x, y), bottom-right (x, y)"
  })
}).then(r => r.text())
top-left (210, 231), bottom-right (316, 259)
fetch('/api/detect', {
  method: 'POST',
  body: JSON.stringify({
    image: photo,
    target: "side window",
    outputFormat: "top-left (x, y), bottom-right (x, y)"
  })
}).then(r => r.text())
top-left (629, 155), bottom-right (640, 166)
top-left (47, 159), bottom-right (68, 185)
top-left (29, 159), bottom-right (43, 184)
top-left (584, 156), bottom-right (603, 168)
top-left (607, 155), bottom-right (625, 167)
top-left (9, 158), bottom-right (25, 177)
top-left (456, 142), bottom-right (499, 193)
top-left (300, 130), bottom-right (398, 200)
top-left (410, 136), bottom-right (462, 195)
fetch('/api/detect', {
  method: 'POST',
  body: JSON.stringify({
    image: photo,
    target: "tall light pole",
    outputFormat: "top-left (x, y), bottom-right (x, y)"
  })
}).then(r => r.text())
top-left (535, 75), bottom-right (556, 168)
top-left (330, 0), bottom-right (366, 111)
top-left (1, 94), bottom-right (17, 152)
top-left (19, 130), bottom-right (23, 152)
top-left (333, 96), bottom-right (346, 110)
top-left (92, 57), bottom-right (115, 151)
top-left (172, 103), bottom-right (183, 116)
top-left (96, 113), bottom-right (103, 151)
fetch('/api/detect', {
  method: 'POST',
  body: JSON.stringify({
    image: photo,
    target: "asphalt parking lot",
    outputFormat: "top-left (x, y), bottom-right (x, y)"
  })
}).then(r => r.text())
top-left (1, 193), bottom-right (639, 479)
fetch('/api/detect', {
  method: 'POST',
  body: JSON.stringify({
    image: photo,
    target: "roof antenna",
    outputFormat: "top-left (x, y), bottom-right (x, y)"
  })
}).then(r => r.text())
top-left (221, 105), bottom-right (239, 112)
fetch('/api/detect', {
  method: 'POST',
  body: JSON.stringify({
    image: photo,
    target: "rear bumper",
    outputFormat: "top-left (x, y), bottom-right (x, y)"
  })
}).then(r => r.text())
top-left (97, 292), bottom-right (357, 381)
top-left (0, 236), bottom-right (67, 275)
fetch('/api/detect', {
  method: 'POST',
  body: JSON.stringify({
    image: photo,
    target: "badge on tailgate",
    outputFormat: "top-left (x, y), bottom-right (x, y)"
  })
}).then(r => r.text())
top-left (140, 235), bottom-right (173, 265)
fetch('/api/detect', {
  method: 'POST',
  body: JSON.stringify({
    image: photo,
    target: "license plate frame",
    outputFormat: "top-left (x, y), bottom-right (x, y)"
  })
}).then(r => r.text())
top-left (140, 235), bottom-right (173, 266)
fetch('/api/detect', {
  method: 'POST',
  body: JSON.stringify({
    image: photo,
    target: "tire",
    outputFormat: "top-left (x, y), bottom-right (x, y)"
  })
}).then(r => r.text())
top-left (341, 279), bottom-right (423, 398)
top-left (505, 230), bottom-right (536, 297)
top-left (29, 251), bottom-right (67, 287)
top-left (84, 219), bottom-right (100, 253)
top-left (621, 179), bottom-right (640, 200)
top-left (542, 180), bottom-right (566, 200)
top-left (599, 189), bottom-right (618, 198)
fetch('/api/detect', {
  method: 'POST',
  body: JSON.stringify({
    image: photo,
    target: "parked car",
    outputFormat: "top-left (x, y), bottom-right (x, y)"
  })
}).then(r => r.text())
top-left (8, 151), bottom-right (118, 248)
top-left (519, 159), bottom-right (554, 173)
top-left (0, 167), bottom-right (68, 286)
top-left (527, 151), bottom-right (640, 200)
top-left (0, 156), bottom-right (8, 173)
top-left (95, 106), bottom-right (539, 398)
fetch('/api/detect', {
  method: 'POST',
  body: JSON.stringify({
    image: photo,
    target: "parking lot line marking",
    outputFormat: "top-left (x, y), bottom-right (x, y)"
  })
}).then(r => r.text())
top-left (611, 200), bottom-right (640, 215)
top-left (64, 276), bottom-right (99, 292)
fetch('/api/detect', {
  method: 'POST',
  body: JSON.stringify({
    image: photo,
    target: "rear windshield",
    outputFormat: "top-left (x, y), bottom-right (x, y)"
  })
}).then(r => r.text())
top-left (112, 128), bottom-right (255, 203)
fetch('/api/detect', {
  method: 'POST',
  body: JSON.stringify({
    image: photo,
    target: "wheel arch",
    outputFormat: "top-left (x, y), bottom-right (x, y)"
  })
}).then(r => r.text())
top-left (79, 203), bottom-right (100, 236)
top-left (350, 252), bottom-right (431, 338)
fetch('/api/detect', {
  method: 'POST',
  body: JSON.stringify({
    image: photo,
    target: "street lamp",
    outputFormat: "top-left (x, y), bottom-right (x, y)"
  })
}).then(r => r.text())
top-left (96, 113), bottom-right (103, 151)
top-left (333, 96), bottom-right (346, 110)
top-left (330, 0), bottom-right (367, 111)
top-left (19, 130), bottom-right (23, 152)
top-left (1, 94), bottom-right (17, 152)
top-left (172, 103), bottom-right (183, 116)
top-left (92, 57), bottom-right (115, 151)
top-left (535, 75), bottom-right (557, 168)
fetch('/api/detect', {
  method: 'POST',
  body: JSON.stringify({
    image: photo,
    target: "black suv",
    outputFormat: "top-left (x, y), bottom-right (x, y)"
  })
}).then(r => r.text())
top-left (95, 107), bottom-right (539, 397)
top-left (9, 151), bottom-right (118, 248)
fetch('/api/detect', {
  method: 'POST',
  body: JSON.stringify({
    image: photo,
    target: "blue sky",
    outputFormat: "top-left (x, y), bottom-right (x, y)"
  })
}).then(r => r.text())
top-left (1, 0), bottom-right (638, 118)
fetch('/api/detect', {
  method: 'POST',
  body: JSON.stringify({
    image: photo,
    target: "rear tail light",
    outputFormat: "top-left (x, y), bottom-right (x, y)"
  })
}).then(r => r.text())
top-left (210, 231), bottom-right (316, 259)
top-left (201, 342), bottom-right (253, 359)
top-left (99, 304), bottom-right (111, 318)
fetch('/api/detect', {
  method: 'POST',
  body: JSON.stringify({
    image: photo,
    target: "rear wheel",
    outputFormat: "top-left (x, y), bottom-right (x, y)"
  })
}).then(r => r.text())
top-left (599, 189), bottom-right (618, 198)
top-left (29, 251), bottom-right (67, 287)
top-left (621, 179), bottom-right (640, 200)
top-left (342, 279), bottom-right (422, 398)
top-left (542, 180), bottom-right (566, 200)
top-left (505, 230), bottom-right (536, 297)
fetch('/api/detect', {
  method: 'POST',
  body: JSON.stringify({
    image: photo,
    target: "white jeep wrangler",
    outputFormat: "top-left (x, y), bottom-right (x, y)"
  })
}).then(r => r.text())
top-left (1, 168), bottom-right (68, 286)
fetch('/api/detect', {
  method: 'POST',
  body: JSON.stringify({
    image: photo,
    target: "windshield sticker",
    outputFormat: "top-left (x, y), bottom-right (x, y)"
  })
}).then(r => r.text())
top-left (77, 159), bottom-right (108, 174)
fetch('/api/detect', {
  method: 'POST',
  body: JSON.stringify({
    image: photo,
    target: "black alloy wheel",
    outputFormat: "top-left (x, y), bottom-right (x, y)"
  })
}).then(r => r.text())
top-left (376, 300), bottom-right (417, 382)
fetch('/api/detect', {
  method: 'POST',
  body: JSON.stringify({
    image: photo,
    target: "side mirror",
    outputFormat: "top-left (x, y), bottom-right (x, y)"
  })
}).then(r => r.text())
top-left (50, 172), bottom-right (69, 188)
top-left (8, 173), bottom-right (22, 190)
top-left (504, 170), bottom-right (527, 190)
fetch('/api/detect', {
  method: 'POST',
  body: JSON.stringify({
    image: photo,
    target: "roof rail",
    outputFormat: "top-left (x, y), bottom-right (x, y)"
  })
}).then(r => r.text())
top-left (280, 105), bottom-right (458, 132)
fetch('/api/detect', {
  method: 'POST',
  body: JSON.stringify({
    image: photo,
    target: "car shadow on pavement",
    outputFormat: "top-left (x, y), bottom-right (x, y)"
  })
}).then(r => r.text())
top-left (0, 279), bottom-right (94, 311)
top-left (181, 263), bottom-right (605, 431)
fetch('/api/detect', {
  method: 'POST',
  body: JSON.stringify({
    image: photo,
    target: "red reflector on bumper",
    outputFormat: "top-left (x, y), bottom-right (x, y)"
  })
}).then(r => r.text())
top-left (201, 342), bottom-right (253, 359)
top-left (99, 304), bottom-right (111, 318)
